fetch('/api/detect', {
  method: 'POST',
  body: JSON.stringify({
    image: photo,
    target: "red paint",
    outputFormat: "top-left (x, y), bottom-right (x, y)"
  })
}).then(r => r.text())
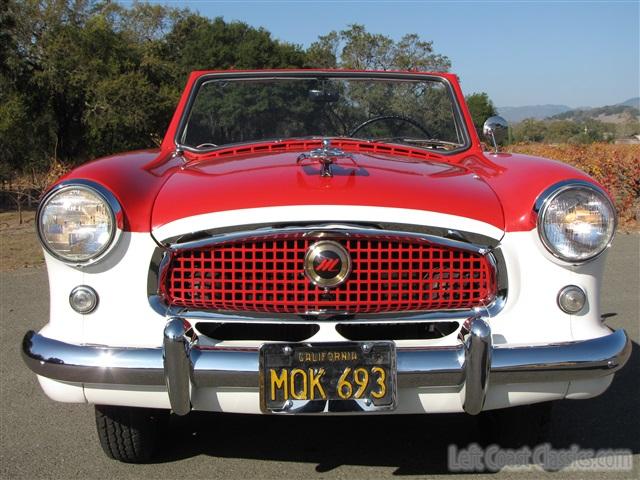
top-left (183, 138), bottom-right (446, 165)
top-left (315, 258), bottom-right (340, 272)
top-left (160, 71), bottom-right (201, 151)
top-left (476, 153), bottom-right (595, 231)
top-left (54, 149), bottom-right (183, 232)
top-left (51, 70), bottom-right (608, 234)
top-left (164, 234), bottom-right (495, 313)
top-left (150, 149), bottom-right (506, 230)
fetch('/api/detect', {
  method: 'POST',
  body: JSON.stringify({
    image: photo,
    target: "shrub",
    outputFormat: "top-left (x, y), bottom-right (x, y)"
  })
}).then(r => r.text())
top-left (508, 143), bottom-right (639, 230)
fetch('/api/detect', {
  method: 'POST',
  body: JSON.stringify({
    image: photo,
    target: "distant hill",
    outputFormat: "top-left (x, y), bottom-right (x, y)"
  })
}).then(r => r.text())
top-left (497, 105), bottom-right (572, 123)
top-left (551, 104), bottom-right (639, 124)
top-left (618, 97), bottom-right (640, 109)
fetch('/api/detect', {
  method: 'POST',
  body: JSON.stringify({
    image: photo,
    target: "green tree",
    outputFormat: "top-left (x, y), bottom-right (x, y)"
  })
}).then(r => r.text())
top-left (511, 118), bottom-right (616, 144)
top-left (1, 2), bottom-right (457, 183)
top-left (512, 119), bottom-right (548, 143)
top-left (307, 24), bottom-right (450, 71)
top-left (465, 92), bottom-right (497, 138)
top-left (163, 15), bottom-right (307, 78)
top-left (1, 0), bottom-right (311, 177)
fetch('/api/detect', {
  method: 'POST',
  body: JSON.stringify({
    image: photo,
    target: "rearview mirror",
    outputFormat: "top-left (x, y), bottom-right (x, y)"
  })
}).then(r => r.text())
top-left (309, 89), bottom-right (339, 103)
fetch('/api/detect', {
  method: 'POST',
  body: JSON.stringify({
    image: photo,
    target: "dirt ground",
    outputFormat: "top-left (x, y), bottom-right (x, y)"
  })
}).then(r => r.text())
top-left (0, 210), bottom-right (44, 271)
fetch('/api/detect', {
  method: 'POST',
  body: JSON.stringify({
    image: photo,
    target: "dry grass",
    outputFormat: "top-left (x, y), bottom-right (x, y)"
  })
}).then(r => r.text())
top-left (0, 210), bottom-right (44, 271)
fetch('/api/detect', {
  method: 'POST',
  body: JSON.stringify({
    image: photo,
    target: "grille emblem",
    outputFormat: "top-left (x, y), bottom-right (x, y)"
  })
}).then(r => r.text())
top-left (304, 240), bottom-right (351, 288)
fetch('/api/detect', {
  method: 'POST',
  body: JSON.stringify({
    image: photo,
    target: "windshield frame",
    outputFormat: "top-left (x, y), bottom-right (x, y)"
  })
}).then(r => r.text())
top-left (174, 70), bottom-right (472, 156)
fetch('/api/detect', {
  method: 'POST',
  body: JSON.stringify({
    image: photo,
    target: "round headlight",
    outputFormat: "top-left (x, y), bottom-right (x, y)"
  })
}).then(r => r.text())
top-left (37, 183), bottom-right (120, 264)
top-left (537, 183), bottom-right (616, 262)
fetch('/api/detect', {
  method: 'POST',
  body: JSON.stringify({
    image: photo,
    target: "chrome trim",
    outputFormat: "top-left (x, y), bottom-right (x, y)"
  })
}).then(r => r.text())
top-left (22, 321), bottom-right (632, 416)
top-left (37, 180), bottom-right (124, 267)
top-left (150, 288), bottom-right (506, 323)
top-left (534, 180), bottom-right (617, 265)
top-left (303, 240), bottom-right (351, 288)
top-left (174, 70), bottom-right (472, 157)
top-left (163, 319), bottom-right (192, 415)
top-left (297, 138), bottom-right (354, 177)
top-left (490, 330), bottom-right (632, 383)
top-left (165, 224), bottom-right (492, 254)
top-left (160, 221), bottom-right (502, 249)
top-left (190, 347), bottom-right (260, 388)
top-left (482, 116), bottom-right (508, 154)
top-left (21, 331), bottom-right (165, 385)
top-left (149, 225), bottom-right (507, 321)
top-left (557, 284), bottom-right (587, 314)
top-left (461, 318), bottom-right (491, 415)
top-left (68, 285), bottom-right (99, 314)
top-left (180, 309), bottom-right (471, 324)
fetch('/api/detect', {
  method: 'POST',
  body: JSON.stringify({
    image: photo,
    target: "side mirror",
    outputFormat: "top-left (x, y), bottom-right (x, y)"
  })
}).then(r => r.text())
top-left (482, 116), bottom-right (509, 153)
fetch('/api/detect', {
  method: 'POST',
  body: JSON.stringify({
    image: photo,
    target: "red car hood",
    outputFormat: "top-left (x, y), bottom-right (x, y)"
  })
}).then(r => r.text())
top-left (150, 151), bottom-right (505, 237)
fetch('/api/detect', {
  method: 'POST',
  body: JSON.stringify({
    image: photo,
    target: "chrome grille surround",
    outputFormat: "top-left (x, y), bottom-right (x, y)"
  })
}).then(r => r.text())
top-left (148, 224), bottom-right (508, 326)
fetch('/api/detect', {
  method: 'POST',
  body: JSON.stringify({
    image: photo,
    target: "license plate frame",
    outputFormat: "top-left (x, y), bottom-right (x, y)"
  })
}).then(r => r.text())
top-left (259, 341), bottom-right (397, 413)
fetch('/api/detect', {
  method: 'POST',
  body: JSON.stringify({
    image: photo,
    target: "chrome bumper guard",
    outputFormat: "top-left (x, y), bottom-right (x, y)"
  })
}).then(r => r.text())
top-left (22, 318), bottom-right (631, 415)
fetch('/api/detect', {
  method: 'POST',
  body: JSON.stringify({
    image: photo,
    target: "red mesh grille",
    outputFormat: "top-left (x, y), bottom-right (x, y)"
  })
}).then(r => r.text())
top-left (163, 236), bottom-right (496, 314)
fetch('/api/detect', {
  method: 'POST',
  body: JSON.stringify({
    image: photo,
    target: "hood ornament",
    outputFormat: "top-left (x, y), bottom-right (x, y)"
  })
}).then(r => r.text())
top-left (297, 139), bottom-right (353, 177)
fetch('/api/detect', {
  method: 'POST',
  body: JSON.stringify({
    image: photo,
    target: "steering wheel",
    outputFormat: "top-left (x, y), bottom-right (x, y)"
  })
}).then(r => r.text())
top-left (196, 142), bottom-right (218, 149)
top-left (349, 115), bottom-right (432, 139)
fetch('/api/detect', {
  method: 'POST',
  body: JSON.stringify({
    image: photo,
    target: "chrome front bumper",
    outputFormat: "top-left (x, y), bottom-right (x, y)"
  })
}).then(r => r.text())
top-left (22, 318), bottom-right (631, 415)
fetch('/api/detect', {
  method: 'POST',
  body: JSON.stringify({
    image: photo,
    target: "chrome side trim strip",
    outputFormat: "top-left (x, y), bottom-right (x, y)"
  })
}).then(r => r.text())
top-left (22, 323), bottom-right (632, 415)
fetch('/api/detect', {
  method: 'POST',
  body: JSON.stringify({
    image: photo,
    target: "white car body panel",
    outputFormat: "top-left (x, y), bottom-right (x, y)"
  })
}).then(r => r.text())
top-left (34, 205), bottom-right (616, 414)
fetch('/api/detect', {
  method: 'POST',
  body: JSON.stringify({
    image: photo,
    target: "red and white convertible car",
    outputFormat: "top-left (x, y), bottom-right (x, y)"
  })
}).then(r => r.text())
top-left (23, 70), bottom-right (630, 462)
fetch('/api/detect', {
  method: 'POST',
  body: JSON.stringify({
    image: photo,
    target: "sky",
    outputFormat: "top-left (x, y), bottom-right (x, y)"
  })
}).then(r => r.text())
top-left (122, 0), bottom-right (640, 108)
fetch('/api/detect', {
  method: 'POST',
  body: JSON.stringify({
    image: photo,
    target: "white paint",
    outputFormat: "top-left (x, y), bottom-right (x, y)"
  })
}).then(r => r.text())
top-left (32, 211), bottom-right (620, 412)
top-left (486, 230), bottom-right (611, 345)
top-left (152, 205), bottom-right (505, 242)
top-left (84, 384), bottom-right (171, 409)
top-left (37, 376), bottom-right (86, 403)
top-left (79, 380), bottom-right (593, 414)
top-left (566, 375), bottom-right (614, 399)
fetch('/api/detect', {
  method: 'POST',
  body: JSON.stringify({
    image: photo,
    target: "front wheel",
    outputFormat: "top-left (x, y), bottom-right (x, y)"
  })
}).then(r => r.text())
top-left (95, 405), bottom-right (169, 463)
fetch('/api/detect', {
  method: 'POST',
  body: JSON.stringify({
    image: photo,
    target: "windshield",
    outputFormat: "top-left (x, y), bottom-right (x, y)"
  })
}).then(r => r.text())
top-left (179, 75), bottom-right (468, 152)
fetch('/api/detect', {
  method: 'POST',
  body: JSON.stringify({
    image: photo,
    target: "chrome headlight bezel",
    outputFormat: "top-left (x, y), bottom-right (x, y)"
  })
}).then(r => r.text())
top-left (37, 180), bottom-right (123, 266)
top-left (535, 180), bottom-right (617, 264)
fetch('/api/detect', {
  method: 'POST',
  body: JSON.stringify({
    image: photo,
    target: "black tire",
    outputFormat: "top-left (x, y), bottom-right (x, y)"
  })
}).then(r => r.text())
top-left (95, 405), bottom-right (169, 463)
top-left (478, 402), bottom-right (553, 448)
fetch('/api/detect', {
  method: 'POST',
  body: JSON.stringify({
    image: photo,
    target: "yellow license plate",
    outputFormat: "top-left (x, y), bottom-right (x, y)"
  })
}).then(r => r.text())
top-left (259, 342), bottom-right (396, 413)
